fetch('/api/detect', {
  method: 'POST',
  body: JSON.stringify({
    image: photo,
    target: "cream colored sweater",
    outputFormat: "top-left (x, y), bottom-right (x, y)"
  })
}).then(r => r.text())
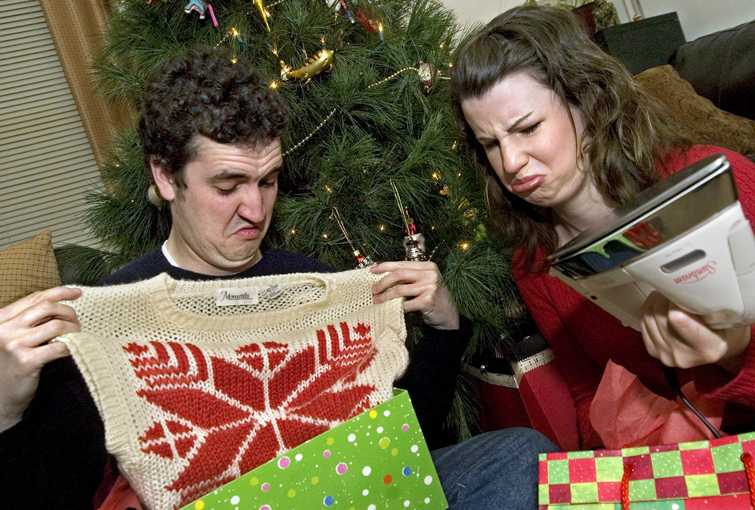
top-left (60, 268), bottom-right (408, 510)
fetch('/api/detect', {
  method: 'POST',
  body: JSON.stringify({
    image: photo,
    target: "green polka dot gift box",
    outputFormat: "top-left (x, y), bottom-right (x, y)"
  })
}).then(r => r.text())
top-left (538, 432), bottom-right (755, 509)
top-left (181, 390), bottom-right (447, 510)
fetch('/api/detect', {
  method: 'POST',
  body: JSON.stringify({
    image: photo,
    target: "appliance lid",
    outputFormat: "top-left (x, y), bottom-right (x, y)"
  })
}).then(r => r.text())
top-left (549, 154), bottom-right (737, 278)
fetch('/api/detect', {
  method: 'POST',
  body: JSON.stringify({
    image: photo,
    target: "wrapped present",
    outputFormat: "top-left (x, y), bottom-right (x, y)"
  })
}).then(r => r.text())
top-left (538, 432), bottom-right (755, 509)
top-left (181, 389), bottom-right (447, 510)
top-left (466, 333), bottom-right (579, 450)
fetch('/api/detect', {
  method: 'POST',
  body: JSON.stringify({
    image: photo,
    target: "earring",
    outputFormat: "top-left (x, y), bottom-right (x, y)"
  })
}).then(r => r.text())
top-left (147, 184), bottom-right (164, 207)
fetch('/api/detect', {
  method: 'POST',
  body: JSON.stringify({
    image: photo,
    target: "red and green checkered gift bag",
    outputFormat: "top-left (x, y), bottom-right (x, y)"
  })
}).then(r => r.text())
top-left (538, 432), bottom-right (755, 509)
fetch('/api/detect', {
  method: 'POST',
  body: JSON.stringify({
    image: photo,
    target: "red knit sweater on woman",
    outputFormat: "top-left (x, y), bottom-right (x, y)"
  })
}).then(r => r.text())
top-left (513, 145), bottom-right (755, 448)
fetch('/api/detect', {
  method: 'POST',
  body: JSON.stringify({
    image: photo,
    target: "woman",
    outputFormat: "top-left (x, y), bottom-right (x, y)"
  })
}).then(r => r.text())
top-left (451, 5), bottom-right (755, 448)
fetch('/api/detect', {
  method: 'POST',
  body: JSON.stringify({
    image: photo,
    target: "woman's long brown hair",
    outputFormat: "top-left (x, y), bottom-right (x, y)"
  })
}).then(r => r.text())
top-left (451, 5), bottom-right (689, 268)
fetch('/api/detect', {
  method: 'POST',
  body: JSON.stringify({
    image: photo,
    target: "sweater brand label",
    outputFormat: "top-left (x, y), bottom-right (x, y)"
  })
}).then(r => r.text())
top-left (216, 287), bottom-right (260, 306)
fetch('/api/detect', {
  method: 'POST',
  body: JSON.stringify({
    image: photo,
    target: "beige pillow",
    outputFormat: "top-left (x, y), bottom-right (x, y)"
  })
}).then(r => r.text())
top-left (635, 65), bottom-right (755, 156)
top-left (0, 231), bottom-right (62, 308)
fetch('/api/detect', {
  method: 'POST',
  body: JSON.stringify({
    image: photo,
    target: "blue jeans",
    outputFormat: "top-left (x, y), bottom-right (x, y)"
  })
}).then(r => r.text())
top-left (431, 427), bottom-right (557, 510)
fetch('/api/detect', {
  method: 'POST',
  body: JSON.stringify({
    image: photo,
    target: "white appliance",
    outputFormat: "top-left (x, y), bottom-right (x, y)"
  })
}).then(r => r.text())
top-left (549, 154), bottom-right (755, 331)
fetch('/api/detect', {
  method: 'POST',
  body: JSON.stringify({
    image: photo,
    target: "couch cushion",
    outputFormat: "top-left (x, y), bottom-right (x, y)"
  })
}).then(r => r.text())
top-left (635, 65), bottom-right (755, 158)
top-left (0, 231), bottom-right (62, 308)
top-left (670, 20), bottom-right (755, 120)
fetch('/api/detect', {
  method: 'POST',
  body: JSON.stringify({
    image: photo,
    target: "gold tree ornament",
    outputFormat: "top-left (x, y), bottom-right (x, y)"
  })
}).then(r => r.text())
top-left (147, 184), bottom-right (164, 207)
top-left (254, 0), bottom-right (271, 31)
top-left (280, 49), bottom-right (335, 82)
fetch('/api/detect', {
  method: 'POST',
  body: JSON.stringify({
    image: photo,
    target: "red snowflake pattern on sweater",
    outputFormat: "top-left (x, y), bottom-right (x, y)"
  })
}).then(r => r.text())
top-left (124, 321), bottom-right (377, 506)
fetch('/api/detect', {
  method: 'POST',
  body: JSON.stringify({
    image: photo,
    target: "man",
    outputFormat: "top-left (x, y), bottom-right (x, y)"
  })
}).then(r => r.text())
top-left (0, 48), bottom-right (554, 509)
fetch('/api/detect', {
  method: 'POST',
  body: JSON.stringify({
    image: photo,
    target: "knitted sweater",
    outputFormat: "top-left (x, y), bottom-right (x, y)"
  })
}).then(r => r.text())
top-left (0, 249), bottom-right (468, 509)
top-left (60, 269), bottom-right (408, 510)
top-left (513, 145), bottom-right (755, 448)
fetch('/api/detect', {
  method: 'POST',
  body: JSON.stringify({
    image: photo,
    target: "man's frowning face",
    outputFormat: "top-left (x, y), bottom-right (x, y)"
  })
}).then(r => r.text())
top-left (153, 134), bottom-right (282, 276)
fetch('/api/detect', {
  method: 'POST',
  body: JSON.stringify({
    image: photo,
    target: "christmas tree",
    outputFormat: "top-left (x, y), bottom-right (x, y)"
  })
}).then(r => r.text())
top-left (60, 0), bottom-right (530, 439)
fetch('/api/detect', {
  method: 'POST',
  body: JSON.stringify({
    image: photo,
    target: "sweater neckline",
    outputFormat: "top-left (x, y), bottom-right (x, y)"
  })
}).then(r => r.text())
top-left (147, 272), bottom-right (335, 331)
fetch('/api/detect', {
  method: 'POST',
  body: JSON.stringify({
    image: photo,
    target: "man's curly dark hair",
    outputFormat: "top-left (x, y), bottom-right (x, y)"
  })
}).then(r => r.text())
top-left (138, 47), bottom-right (288, 187)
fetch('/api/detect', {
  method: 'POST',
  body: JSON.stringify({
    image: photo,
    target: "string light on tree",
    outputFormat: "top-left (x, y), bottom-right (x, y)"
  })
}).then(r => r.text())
top-left (231, 31), bottom-right (241, 63)
top-left (215, 26), bottom-right (244, 62)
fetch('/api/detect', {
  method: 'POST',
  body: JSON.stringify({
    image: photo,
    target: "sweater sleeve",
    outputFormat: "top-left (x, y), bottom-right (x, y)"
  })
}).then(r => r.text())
top-left (395, 316), bottom-right (471, 449)
top-left (0, 358), bottom-right (107, 508)
top-left (674, 146), bottom-right (755, 408)
top-left (515, 273), bottom-right (604, 449)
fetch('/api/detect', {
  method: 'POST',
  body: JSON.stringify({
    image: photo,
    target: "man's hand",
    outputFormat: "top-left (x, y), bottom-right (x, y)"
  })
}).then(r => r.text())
top-left (370, 261), bottom-right (460, 330)
top-left (0, 287), bottom-right (81, 432)
top-left (640, 291), bottom-right (751, 371)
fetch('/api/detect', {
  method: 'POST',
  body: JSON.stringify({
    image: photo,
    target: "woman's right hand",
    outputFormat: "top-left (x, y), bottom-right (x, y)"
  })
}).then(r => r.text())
top-left (640, 291), bottom-right (751, 371)
top-left (0, 287), bottom-right (81, 432)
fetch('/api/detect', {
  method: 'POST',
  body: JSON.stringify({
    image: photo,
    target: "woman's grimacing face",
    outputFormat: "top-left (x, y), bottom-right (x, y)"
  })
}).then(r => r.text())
top-left (460, 71), bottom-right (590, 211)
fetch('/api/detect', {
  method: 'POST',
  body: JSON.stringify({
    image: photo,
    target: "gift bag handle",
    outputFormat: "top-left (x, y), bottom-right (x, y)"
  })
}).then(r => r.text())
top-left (743, 452), bottom-right (755, 510)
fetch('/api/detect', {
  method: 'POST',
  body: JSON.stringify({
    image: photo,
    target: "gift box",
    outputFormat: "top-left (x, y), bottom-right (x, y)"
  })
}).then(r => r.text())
top-left (181, 389), bottom-right (448, 510)
top-left (538, 432), bottom-right (755, 509)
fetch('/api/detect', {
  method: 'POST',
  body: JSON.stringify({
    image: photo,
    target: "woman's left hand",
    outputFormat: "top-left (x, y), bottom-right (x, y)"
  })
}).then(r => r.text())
top-left (640, 291), bottom-right (751, 371)
top-left (370, 261), bottom-right (460, 330)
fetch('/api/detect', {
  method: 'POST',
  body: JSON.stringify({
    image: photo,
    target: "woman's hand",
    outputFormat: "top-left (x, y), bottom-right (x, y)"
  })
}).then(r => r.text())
top-left (0, 287), bottom-right (81, 432)
top-left (640, 291), bottom-right (751, 371)
top-left (370, 261), bottom-right (460, 330)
